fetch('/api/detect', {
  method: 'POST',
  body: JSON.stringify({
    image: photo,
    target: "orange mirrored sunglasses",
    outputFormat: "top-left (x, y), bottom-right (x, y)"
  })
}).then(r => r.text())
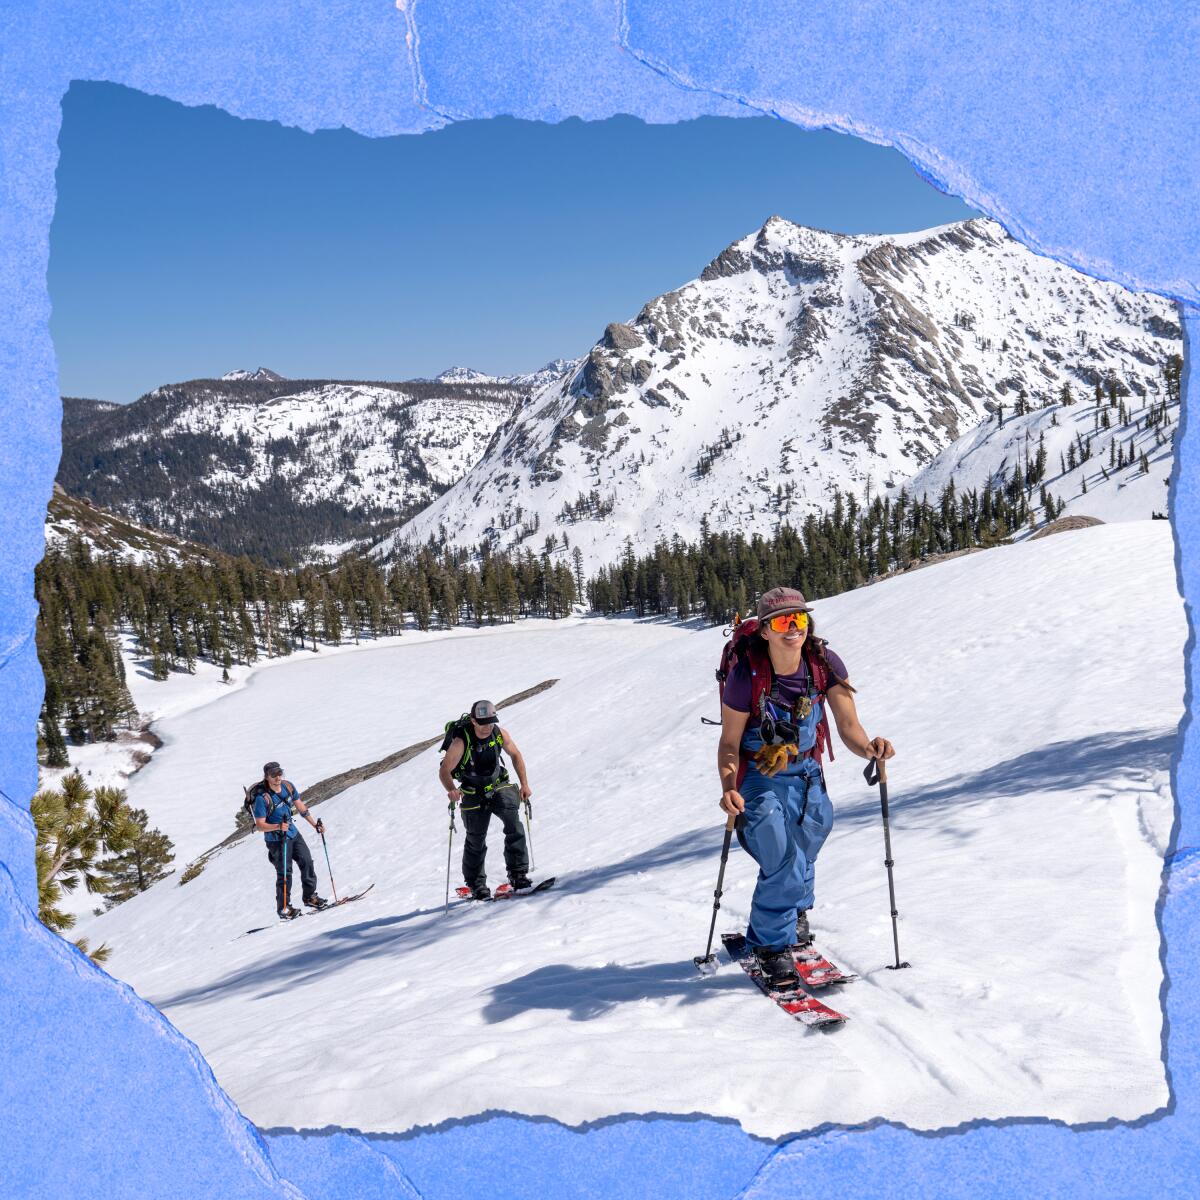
top-left (767, 611), bottom-right (809, 633)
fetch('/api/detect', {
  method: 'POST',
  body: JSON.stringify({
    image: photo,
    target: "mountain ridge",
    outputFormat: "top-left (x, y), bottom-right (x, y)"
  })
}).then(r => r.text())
top-left (378, 216), bottom-right (1180, 566)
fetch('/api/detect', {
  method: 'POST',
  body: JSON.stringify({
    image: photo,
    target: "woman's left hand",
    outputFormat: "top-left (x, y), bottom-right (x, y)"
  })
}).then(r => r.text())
top-left (867, 736), bottom-right (895, 761)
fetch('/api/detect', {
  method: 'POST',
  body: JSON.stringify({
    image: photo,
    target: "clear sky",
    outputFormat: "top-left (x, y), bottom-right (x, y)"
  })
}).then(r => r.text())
top-left (50, 82), bottom-right (980, 402)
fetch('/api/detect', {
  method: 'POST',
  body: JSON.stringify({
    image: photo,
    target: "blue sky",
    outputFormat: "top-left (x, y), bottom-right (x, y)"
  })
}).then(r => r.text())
top-left (50, 82), bottom-right (979, 402)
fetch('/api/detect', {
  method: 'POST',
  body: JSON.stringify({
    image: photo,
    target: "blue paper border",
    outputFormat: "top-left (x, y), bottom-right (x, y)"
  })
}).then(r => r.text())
top-left (2, 3), bottom-right (1197, 1196)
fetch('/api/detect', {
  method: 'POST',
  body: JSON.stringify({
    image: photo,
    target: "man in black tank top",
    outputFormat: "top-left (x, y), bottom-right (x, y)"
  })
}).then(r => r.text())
top-left (439, 699), bottom-right (533, 899)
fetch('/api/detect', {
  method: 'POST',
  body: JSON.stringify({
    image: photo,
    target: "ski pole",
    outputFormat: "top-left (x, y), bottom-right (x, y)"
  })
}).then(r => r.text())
top-left (693, 811), bottom-right (737, 973)
top-left (318, 822), bottom-right (339, 904)
top-left (864, 757), bottom-right (911, 970)
top-left (444, 798), bottom-right (457, 916)
top-left (281, 826), bottom-right (291, 915)
top-left (522, 797), bottom-right (535, 873)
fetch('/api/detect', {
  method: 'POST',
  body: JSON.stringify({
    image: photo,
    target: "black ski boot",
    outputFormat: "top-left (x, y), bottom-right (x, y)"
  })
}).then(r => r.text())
top-left (305, 895), bottom-right (330, 911)
top-left (278, 905), bottom-right (302, 921)
top-left (471, 882), bottom-right (492, 901)
top-left (509, 872), bottom-right (533, 890)
top-left (753, 945), bottom-right (800, 991)
top-left (794, 909), bottom-right (813, 947)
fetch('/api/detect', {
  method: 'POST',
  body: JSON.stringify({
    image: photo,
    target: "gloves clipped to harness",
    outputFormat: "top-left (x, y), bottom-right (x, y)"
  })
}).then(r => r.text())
top-left (754, 705), bottom-right (801, 776)
top-left (753, 742), bottom-right (799, 776)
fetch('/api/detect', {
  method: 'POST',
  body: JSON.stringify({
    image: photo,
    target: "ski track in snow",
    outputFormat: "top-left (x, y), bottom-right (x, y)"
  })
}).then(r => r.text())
top-left (79, 523), bottom-right (1183, 1139)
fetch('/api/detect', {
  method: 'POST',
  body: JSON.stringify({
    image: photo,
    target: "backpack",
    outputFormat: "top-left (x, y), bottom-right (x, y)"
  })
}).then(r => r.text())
top-left (242, 780), bottom-right (294, 829)
top-left (714, 614), bottom-right (837, 783)
top-left (439, 715), bottom-right (507, 786)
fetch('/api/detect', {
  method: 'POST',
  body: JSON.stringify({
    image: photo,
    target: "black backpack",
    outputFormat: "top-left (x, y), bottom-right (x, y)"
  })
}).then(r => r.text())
top-left (439, 714), bottom-right (472, 755)
top-left (242, 780), bottom-right (294, 829)
top-left (439, 715), bottom-right (505, 782)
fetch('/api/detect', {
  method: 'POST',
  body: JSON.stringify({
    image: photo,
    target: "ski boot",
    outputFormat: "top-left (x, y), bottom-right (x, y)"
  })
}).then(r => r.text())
top-left (508, 872), bottom-right (533, 890)
top-left (753, 945), bottom-right (800, 991)
top-left (471, 882), bottom-right (492, 901)
top-left (278, 905), bottom-right (303, 921)
top-left (305, 894), bottom-right (330, 911)
top-left (794, 909), bottom-right (813, 948)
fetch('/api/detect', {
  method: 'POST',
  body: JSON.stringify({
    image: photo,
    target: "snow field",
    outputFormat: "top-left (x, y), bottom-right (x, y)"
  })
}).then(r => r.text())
top-left (80, 522), bottom-right (1183, 1138)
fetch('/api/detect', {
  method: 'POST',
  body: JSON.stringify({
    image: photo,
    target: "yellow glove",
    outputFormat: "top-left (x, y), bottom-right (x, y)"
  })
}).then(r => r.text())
top-left (753, 743), bottom-right (798, 777)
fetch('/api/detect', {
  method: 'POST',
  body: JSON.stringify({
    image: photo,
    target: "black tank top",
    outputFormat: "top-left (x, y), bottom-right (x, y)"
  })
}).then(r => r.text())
top-left (458, 729), bottom-right (507, 790)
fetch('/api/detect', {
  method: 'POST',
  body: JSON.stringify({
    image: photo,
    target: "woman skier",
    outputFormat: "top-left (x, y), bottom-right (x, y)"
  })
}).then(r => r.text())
top-left (717, 586), bottom-right (894, 989)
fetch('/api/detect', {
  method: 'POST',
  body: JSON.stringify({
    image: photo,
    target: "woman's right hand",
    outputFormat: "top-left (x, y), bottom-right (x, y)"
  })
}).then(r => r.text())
top-left (720, 789), bottom-right (745, 816)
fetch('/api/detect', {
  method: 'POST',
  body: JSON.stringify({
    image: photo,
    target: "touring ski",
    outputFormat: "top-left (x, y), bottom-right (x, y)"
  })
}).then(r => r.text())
top-left (454, 878), bottom-right (556, 902)
top-left (721, 933), bottom-right (846, 1028)
top-left (493, 877), bottom-right (556, 899)
top-left (321, 883), bottom-right (375, 908)
top-left (243, 886), bottom-right (374, 935)
top-left (793, 944), bottom-right (857, 989)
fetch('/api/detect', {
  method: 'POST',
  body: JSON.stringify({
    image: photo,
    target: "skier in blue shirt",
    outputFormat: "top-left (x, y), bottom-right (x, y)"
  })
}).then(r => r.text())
top-left (251, 761), bottom-right (329, 919)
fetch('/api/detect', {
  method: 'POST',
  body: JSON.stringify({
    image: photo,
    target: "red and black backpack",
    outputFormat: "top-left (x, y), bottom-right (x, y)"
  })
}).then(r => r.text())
top-left (715, 615), bottom-right (841, 782)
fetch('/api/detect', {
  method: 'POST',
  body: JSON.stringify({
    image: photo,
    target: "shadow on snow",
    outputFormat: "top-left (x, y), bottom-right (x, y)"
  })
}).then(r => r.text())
top-left (153, 727), bottom-right (1173, 1012)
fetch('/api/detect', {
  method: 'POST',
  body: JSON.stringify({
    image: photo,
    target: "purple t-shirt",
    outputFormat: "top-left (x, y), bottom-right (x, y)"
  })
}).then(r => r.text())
top-left (722, 647), bottom-right (849, 714)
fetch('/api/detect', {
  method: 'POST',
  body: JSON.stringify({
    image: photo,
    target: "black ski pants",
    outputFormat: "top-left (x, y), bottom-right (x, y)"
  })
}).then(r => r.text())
top-left (460, 784), bottom-right (529, 887)
top-left (267, 832), bottom-right (319, 912)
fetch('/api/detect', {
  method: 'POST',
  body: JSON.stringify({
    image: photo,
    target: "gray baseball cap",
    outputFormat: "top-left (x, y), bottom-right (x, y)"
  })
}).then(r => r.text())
top-left (470, 700), bottom-right (498, 724)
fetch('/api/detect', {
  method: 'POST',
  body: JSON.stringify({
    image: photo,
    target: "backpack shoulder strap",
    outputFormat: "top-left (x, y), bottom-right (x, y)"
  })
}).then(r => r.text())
top-left (803, 640), bottom-right (836, 765)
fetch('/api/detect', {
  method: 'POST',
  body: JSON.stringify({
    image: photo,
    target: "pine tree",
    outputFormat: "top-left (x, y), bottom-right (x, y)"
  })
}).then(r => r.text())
top-left (99, 807), bottom-right (175, 906)
top-left (32, 773), bottom-right (139, 963)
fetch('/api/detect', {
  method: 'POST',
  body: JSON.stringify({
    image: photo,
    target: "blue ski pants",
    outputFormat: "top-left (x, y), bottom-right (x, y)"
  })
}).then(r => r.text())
top-left (736, 756), bottom-right (834, 950)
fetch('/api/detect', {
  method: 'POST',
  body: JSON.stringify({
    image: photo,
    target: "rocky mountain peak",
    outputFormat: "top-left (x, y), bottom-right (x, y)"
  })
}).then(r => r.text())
top-left (381, 216), bottom-right (1182, 569)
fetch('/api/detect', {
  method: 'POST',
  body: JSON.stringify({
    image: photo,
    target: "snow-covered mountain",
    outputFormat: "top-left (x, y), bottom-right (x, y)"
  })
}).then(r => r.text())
top-left (430, 359), bottom-right (580, 390)
top-left (380, 218), bottom-right (1181, 566)
top-left (219, 367), bottom-right (287, 382)
top-left (76, 522), bottom-right (1183, 1137)
top-left (58, 374), bottom-right (533, 563)
top-left (432, 366), bottom-right (498, 384)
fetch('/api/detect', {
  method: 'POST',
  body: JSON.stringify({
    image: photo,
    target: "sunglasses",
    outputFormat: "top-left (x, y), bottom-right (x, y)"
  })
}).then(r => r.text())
top-left (767, 611), bottom-right (809, 633)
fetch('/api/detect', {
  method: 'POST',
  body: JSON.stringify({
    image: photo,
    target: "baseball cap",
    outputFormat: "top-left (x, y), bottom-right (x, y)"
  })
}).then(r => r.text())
top-left (470, 700), bottom-right (498, 724)
top-left (756, 586), bottom-right (812, 622)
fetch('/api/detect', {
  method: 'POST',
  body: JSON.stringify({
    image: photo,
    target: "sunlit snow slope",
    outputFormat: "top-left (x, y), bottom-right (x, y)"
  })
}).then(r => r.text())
top-left (81, 522), bottom-right (1182, 1138)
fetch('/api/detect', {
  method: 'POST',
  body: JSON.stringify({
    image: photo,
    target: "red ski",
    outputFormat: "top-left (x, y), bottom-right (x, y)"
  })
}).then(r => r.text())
top-left (792, 944), bottom-right (857, 989)
top-left (455, 878), bottom-right (556, 902)
top-left (721, 933), bottom-right (846, 1028)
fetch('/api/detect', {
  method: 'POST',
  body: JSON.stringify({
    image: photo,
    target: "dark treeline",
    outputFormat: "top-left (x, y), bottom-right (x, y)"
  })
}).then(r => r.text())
top-left (36, 537), bottom-right (578, 762)
top-left (588, 480), bottom-right (1050, 621)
